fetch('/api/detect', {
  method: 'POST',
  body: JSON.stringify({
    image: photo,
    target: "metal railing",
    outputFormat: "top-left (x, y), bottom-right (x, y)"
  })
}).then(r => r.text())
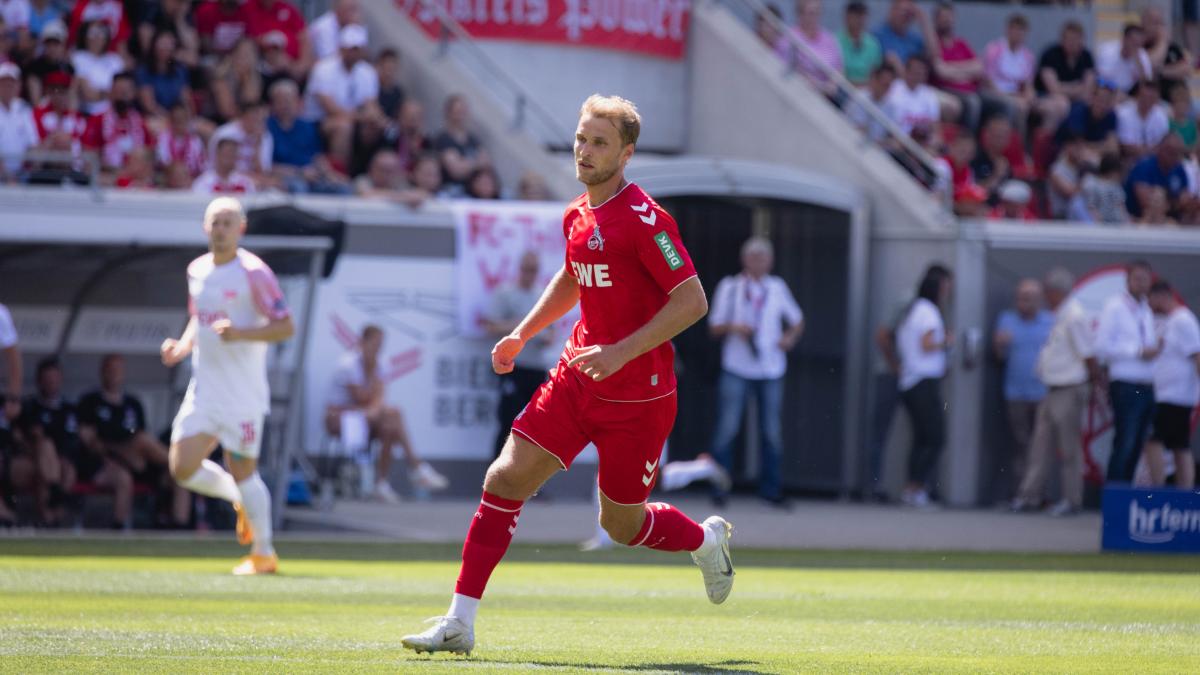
top-left (2, 149), bottom-right (103, 200)
top-left (718, 0), bottom-right (945, 191)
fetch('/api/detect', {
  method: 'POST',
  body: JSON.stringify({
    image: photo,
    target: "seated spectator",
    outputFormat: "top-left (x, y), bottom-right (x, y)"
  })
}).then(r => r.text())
top-left (754, 3), bottom-right (783, 50)
top-left (303, 24), bottom-right (379, 170)
top-left (394, 99), bottom-right (430, 170)
top-left (67, 0), bottom-right (130, 55)
top-left (162, 159), bottom-right (191, 189)
top-left (71, 21), bottom-right (126, 115)
top-left (1168, 83), bottom-right (1197, 151)
top-left (989, 180), bottom-right (1036, 221)
top-left (135, 0), bottom-right (199, 67)
top-left (348, 109), bottom-right (391, 178)
top-left (433, 93), bottom-right (491, 190)
top-left (1073, 153), bottom-right (1129, 224)
top-left (256, 30), bottom-right (292, 98)
top-left (156, 102), bottom-right (206, 178)
top-left (884, 55), bottom-right (939, 136)
top-left (267, 78), bottom-right (348, 194)
top-left (944, 133), bottom-right (983, 215)
top-left (13, 357), bottom-right (75, 526)
top-left (1034, 21), bottom-right (1095, 131)
top-left (324, 325), bottom-right (448, 503)
top-left (309, 0), bottom-right (359, 61)
top-left (929, 2), bottom-right (989, 130)
top-left (409, 151), bottom-right (444, 197)
top-left (1096, 23), bottom-right (1151, 95)
top-left (192, 136), bottom-right (255, 193)
top-left (465, 165), bottom-right (500, 200)
top-left (1047, 131), bottom-right (1090, 219)
top-left (973, 115), bottom-right (1031, 200)
top-left (873, 0), bottom-right (927, 71)
top-left (1124, 133), bottom-right (1191, 220)
top-left (1141, 5), bottom-right (1192, 102)
top-left (846, 62), bottom-right (897, 142)
top-left (1137, 185), bottom-right (1176, 225)
top-left (838, 1), bottom-right (881, 87)
top-left (376, 48), bottom-right (406, 120)
top-left (29, 70), bottom-right (89, 184)
top-left (353, 149), bottom-right (427, 206)
top-left (516, 170), bottom-right (551, 201)
top-left (211, 37), bottom-right (262, 124)
top-left (114, 145), bottom-right (155, 187)
top-left (245, 0), bottom-right (310, 79)
top-left (78, 354), bottom-right (188, 529)
top-left (776, 0), bottom-right (842, 97)
top-left (0, 63), bottom-right (38, 182)
top-left (983, 14), bottom-right (1034, 132)
top-left (1117, 79), bottom-right (1169, 160)
top-left (212, 98), bottom-right (273, 187)
top-left (135, 30), bottom-right (191, 122)
top-left (28, 0), bottom-right (61, 40)
top-left (22, 19), bottom-right (72, 104)
top-left (85, 71), bottom-right (149, 173)
top-left (194, 0), bottom-right (252, 58)
top-left (1058, 82), bottom-right (1119, 158)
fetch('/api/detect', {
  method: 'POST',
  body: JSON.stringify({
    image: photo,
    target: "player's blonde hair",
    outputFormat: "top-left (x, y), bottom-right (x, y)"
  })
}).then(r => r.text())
top-left (204, 196), bottom-right (246, 226)
top-left (579, 94), bottom-right (641, 147)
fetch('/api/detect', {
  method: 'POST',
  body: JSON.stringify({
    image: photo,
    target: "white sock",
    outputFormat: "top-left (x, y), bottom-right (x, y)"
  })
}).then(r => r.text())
top-left (237, 472), bottom-right (274, 556)
top-left (179, 459), bottom-right (241, 503)
top-left (448, 593), bottom-right (479, 628)
top-left (693, 522), bottom-right (719, 556)
top-left (660, 459), bottom-right (714, 491)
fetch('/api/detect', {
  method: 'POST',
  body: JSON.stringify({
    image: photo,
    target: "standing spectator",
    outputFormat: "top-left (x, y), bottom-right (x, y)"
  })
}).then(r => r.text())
top-left (303, 24), bottom-right (378, 171)
top-left (194, 0), bottom-right (252, 58)
top-left (433, 93), bottom-right (490, 191)
top-left (1096, 260), bottom-right (1158, 483)
top-left (0, 62), bottom-right (37, 181)
top-left (22, 19), bottom-right (71, 104)
top-left (212, 98), bottom-right (272, 186)
top-left (837, 1), bottom-right (881, 87)
top-left (0, 301), bottom-right (19, 525)
top-left (375, 48), bottom-right (406, 120)
top-left (352, 148), bottom-right (425, 205)
top-left (1140, 6), bottom-right (1192, 103)
top-left (846, 62), bottom-right (896, 142)
top-left (983, 14), bottom-right (1034, 131)
top-left (135, 30), bottom-right (192, 121)
top-left (85, 71), bottom-right (149, 172)
top-left (1046, 131), bottom-right (1088, 219)
top-left (134, 0), bottom-right (199, 67)
top-left (482, 251), bottom-right (553, 458)
top-left (883, 54), bottom-right (940, 136)
top-left (1144, 280), bottom-right (1199, 490)
top-left (1095, 24), bottom-right (1152, 95)
top-left (1124, 133), bottom-right (1190, 220)
top-left (309, 0), bottom-right (358, 61)
top-left (245, 0), bottom-right (310, 79)
top-left (1034, 21), bottom-right (1095, 131)
top-left (776, 0), bottom-right (841, 97)
top-left (192, 136), bottom-right (255, 193)
top-left (324, 325), bottom-right (448, 503)
top-left (929, 1), bottom-right (988, 130)
top-left (156, 102), bottom-right (206, 178)
top-left (1074, 152), bottom-right (1130, 224)
top-left (27, 0), bottom-right (59, 39)
top-left (1013, 268), bottom-right (1099, 516)
top-left (1058, 82), bottom-right (1119, 158)
top-left (708, 237), bottom-right (804, 507)
top-left (72, 21), bottom-right (126, 115)
top-left (895, 264), bottom-right (952, 508)
top-left (1116, 79), bottom-right (1169, 160)
top-left (993, 278), bottom-right (1053, 499)
top-left (67, 0), bottom-right (130, 52)
top-left (210, 37), bottom-right (262, 124)
top-left (268, 78), bottom-right (347, 194)
top-left (1167, 83), bottom-right (1197, 151)
top-left (873, 0), bottom-right (927, 71)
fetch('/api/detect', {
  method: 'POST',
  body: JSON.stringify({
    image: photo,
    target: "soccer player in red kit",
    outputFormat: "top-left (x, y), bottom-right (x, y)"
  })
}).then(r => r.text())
top-left (401, 95), bottom-right (734, 656)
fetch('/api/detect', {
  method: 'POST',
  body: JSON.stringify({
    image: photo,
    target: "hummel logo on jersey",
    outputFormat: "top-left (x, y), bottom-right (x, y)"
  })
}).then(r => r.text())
top-left (587, 225), bottom-right (604, 251)
top-left (653, 232), bottom-right (683, 270)
top-left (571, 261), bottom-right (612, 287)
top-left (631, 202), bottom-right (657, 226)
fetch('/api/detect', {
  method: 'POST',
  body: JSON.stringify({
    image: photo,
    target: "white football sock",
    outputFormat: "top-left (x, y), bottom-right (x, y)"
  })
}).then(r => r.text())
top-left (448, 593), bottom-right (479, 628)
top-left (237, 472), bottom-right (274, 556)
top-left (693, 522), bottom-right (720, 556)
top-left (660, 458), bottom-right (715, 492)
top-left (179, 459), bottom-right (241, 503)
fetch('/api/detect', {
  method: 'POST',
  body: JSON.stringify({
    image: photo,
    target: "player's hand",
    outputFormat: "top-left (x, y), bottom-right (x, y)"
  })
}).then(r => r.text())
top-left (492, 334), bottom-right (526, 374)
top-left (212, 319), bottom-right (240, 342)
top-left (567, 344), bottom-right (632, 383)
top-left (730, 324), bottom-right (754, 338)
top-left (160, 338), bottom-right (188, 366)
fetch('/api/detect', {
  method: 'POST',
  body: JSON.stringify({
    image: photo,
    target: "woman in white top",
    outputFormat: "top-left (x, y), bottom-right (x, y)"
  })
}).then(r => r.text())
top-left (895, 265), bottom-right (953, 508)
top-left (71, 21), bottom-right (127, 114)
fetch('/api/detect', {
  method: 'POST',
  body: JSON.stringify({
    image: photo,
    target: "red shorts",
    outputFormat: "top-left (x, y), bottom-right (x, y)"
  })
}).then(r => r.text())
top-left (510, 361), bottom-right (677, 505)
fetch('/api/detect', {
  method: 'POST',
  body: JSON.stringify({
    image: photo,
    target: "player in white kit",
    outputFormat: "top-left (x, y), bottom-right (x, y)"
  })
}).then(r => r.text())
top-left (161, 197), bottom-right (295, 575)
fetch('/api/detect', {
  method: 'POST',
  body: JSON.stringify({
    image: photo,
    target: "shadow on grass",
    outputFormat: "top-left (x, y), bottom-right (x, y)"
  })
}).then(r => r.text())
top-left (466, 658), bottom-right (767, 674)
top-left (0, 537), bottom-right (1197, 574)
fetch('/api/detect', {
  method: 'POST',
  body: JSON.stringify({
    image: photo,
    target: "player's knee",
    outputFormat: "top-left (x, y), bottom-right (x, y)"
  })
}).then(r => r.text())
top-left (482, 460), bottom-right (527, 500)
top-left (599, 510), bottom-right (642, 545)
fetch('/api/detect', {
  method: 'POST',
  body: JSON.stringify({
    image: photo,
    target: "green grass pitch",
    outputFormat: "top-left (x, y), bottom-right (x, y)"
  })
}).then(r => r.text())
top-left (0, 538), bottom-right (1197, 673)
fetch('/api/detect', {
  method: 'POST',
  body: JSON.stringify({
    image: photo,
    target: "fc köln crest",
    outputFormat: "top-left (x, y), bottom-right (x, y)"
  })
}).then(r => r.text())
top-left (587, 225), bottom-right (604, 251)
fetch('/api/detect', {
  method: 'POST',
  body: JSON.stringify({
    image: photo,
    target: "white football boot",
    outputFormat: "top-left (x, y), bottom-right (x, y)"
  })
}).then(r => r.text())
top-left (690, 515), bottom-right (735, 604)
top-left (401, 616), bottom-right (474, 655)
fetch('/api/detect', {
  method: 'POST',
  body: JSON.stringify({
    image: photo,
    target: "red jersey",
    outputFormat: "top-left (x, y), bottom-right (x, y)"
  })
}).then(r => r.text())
top-left (68, 0), bottom-right (131, 50)
top-left (33, 104), bottom-right (88, 147)
top-left (194, 1), bottom-right (253, 55)
top-left (246, 0), bottom-right (306, 59)
top-left (560, 182), bottom-right (697, 402)
top-left (85, 109), bottom-right (150, 169)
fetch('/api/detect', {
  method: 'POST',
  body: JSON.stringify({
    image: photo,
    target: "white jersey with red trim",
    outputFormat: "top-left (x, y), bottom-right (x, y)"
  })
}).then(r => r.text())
top-left (185, 248), bottom-right (290, 415)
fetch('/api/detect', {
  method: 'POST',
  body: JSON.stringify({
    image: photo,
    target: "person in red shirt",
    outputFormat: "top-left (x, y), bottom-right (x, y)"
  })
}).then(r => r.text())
top-left (85, 72), bottom-right (151, 172)
top-left (245, 0), bottom-right (311, 78)
top-left (68, 0), bottom-right (131, 53)
top-left (34, 72), bottom-right (88, 152)
top-left (194, 0), bottom-right (253, 58)
top-left (929, 2), bottom-right (1007, 132)
top-left (400, 95), bottom-right (734, 657)
top-left (988, 179), bottom-right (1038, 221)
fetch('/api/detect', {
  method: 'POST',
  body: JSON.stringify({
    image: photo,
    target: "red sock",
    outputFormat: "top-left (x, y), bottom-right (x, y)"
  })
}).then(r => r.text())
top-left (629, 502), bottom-right (704, 552)
top-left (454, 490), bottom-right (524, 599)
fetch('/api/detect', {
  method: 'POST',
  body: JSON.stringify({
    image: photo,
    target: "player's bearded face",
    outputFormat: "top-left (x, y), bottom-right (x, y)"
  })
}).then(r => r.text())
top-left (574, 116), bottom-right (629, 186)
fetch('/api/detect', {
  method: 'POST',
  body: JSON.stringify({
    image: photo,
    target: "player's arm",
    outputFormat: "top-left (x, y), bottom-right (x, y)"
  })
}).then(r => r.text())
top-left (216, 264), bottom-right (296, 343)
top-left (492, 266), bottom-right (579, 374)
top-left (569, 277), bottom-right (707, 382)
top-left (214, 316), bottom-right (295, 343)
top-left (161, 316), bottom-right (197, 366)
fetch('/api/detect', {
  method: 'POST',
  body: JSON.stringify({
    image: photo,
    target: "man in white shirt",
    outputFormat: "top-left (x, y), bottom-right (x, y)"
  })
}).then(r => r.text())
top-left (1116, 79), bottom-right (1170, 159)
top-left (1013, 268), bottom-right (1101, 516)
top-left (1144, 280), bottom-right (1199, 490)
top-left (884, 54), bottom-right (942, 135)
top-left (192, 137), bottom-right (256, 195)
top-left (1096, 24), bottom-right (1153, 95)
top-left (303, 23), bottom-right (379, 169)
top-left (308, 0), bottom-right (359, 60)
top-left (708, 237), bottom-right (804, 506)
top-left (0, 63), bottom-right (38, 180)
top-left (1095, 260), bottom-right (1159, 482)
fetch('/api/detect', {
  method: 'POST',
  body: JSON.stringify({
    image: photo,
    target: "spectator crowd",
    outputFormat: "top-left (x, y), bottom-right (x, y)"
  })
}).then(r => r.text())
top-left (764, 0), bottom-right (1200, 225)
top-left (0, 0), bottom-right (551, 204)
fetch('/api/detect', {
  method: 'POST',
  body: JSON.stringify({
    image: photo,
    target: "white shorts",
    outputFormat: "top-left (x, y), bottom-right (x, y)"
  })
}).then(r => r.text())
top-left (171, 397), bottom-right (265, 459)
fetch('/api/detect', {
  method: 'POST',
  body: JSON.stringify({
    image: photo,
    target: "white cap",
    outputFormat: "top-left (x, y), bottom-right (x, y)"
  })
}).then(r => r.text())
top-left (998, 180), bottom-right (1032, 204)
top-left (41, 20), bottom-right (67, 42)
top-left (0, 62), bottom-right (20, 80)
top-left (339, 24), bottom-right (368, 49)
